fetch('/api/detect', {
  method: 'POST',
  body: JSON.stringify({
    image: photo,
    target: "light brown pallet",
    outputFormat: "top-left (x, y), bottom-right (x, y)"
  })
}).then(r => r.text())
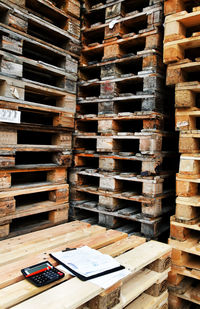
top-left (164, 10), bottom-right (200, 64)
top-left (164, 0), bottom-right (200, 16)
top-left (81, 28), bottom-right (162, 65)
top-left (0, 221), bottom-right (171, 308)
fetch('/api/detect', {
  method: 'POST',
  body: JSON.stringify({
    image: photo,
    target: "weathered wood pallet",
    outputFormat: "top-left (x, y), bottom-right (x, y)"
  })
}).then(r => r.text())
top-left (81, 28), bottom-right (162, 65)
top-left (0, 0), bottom-right (80, 45)
top-left (84, 0), bottom-right (163, 16)
top-left (0, 220), bottom-right (171, 308)
top-left (75, 113), bottom-right (173, 136)
top-left (0, 16), bottom-right (80, 60)
top-left (79, 52), bottom-right (164, 83)
top-left (74, 151), bottom-right (177, 176)
top-left (9, 0), bottom-right (81, 20)
top-left (78, 74), bottom-right (164, 101)
top-left (0, 50), bottom-right (77, 94)
top-left (70, 168), bottom-right (174, 196)
top-left (78, 92), bottom-right (167, 115)
top-left (82, 5), bottom-right (163, 46)
top-left (70, 200), bottom-right (172, 237)
top-left (169, 278), bottom-right (200, 308)
top-left (164, 10), bottom-right (200, 64)
top-left (74, 132), bottom-right (175, 154)
top-left (164, 0), bottom-right (200, 16)
top-left (0, 167), bottom-right (69, 238)
top-left (0, 75), bottom-right (77, 115)
top-left (0, 202), bottom-right (69, 239)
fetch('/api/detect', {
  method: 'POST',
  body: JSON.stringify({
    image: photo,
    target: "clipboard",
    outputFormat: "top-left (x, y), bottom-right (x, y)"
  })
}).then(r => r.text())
top-left (50, 247), bottom-right (125, 281)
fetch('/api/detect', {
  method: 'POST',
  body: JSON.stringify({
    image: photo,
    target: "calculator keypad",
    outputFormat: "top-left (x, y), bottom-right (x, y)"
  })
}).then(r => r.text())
top-left (28, 268), bottom-right (64, 287)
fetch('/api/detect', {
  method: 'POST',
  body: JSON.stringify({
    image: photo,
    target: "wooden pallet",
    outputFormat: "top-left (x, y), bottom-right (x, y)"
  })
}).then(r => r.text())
top-left (78, 74), bottom-right (164, 101)
top-left (79, 51), bottom-right (164, 83)
top-left (74, 152), bottom-right (177, 176)
top-left (75, 113), bottom-right (174, 136)
top-left (0, 15), bottom-right (80, 60)
top-left (82, 4), bottom-right (163, 46)
top-left (164, 0), bottom-right (200, 16)
top-left (0, 220), bottom-right (171, 308)
top-left (0, 0), bottom-right (80, 48)
top-left (78, 92), bottom-right (167, 115)
top-left (84, 0), bottom-right (163, 16)
top-left (167, 61), bottom-right (200, 86)
top-left (0, 50), bottom-right (77, 94)
top-left (164, 10), bottom-right (200, 64)
top-left (71, 168), bottom-right (174, 196)
top-left (8, 0), bottom-right (81, 20)
top-left (81, 28), bottom-right (162, 65)
top-left (70, 200), bottom-right (172, 238)
top-left (0, 166), bottom-right (69, 238)
top-left (0, 74), bottom-right (77, 116)
top-left (74, 132), bottom-right (175, 154)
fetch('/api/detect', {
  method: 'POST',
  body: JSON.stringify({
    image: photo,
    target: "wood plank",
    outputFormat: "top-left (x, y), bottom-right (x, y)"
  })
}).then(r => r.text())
top-left (9, 241), bottom-right (171, 309)
top-left (125, 290), bottom-right (168, 309)
top-left (99, 235), bottom-right (146, 257)
top-left (0, 226), bottom-right (105, 266)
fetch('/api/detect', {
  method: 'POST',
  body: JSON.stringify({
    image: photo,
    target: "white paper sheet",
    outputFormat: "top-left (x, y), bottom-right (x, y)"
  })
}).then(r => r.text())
top-left (51, 246), bottom-right (122, 277)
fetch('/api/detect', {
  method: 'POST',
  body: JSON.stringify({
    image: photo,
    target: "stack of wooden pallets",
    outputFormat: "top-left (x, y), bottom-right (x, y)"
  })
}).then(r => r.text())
top-left (164, 0), bottom-right (200, 308)
top-left (69, 0), bottom-right (177, 239)
top-left (0, 220), bottom-right (171, 309)
top-left (0, 0), bottom-right (80, 239)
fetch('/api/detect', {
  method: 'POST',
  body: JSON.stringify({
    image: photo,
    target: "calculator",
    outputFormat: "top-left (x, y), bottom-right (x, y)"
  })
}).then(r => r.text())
top-left (21, 261), bottom-right (65, 287)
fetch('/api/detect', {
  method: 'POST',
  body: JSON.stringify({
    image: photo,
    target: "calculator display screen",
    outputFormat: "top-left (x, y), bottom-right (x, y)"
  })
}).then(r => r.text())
top-left (25, 262), bottom-right (50, 275)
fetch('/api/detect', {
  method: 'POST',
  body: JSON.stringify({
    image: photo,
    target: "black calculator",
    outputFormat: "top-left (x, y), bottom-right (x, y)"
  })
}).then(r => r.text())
top-left (21, 261), bottom-right (65, 287)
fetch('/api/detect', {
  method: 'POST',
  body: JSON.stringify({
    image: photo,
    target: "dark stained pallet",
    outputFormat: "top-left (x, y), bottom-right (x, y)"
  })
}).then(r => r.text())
top-left (70, 201), bottom-right (171, 238)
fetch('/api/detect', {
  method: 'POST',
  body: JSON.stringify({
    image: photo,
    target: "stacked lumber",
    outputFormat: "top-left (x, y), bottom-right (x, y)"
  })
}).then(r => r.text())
top-left (0, 0), bottom-right (80, 238)
top-left (164, 2), bottom-right (200, 308)
top-left (0, 220), bottom-right (171, 309)
top-left (69, 0), bottom-right (177, 238)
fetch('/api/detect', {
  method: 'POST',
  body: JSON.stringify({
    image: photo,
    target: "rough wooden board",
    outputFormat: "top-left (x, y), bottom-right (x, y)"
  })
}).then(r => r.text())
top-left (125, 290), bottom-right (168, 309)
top-left (170, 287), bottom-right (200, 306)
top-left (171, 216), bottom-right (200, 232)
top-left (113, 270), bottom-right (169, 309)
top-left (10, 241), bottom-right (171, 309)
top-left (0, 225), bottom-right (105, 266)
top-left (176, 195), bottom-right (200, 206)
top-left (0, 201), bottom-right (69, 223)
top-left (0, 221), bottom-right (89, 250)
top-left (65, 229), bottom-right (127, 249)
top-left (99, 235), bottom-right (146, 257)
top-left (0, 182), bottom-right (69, 199)
top-left (169, 237), bottom-right (200, 257)
top-left (115, 241), bottom-right (171, 271)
